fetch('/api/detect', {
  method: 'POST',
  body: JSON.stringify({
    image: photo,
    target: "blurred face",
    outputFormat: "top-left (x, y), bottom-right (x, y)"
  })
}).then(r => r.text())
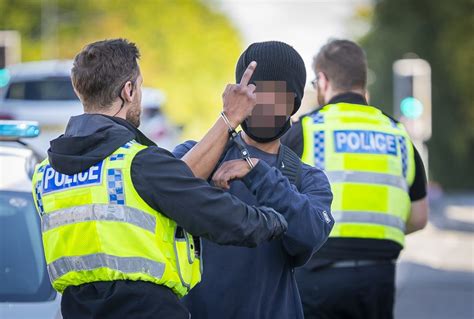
top-left (245, 81), bottom-right (294, 140)
top-left (126, 73), bottom-right (143, 128)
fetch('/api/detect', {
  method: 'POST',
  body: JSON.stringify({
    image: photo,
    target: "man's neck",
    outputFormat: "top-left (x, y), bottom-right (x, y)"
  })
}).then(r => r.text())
top-left (325, 91), bottom-right (368, 106)
top-left (241, 132), bottom-right (280, 154)
top-left (326, 88), bottom-right (365, 104)
top-left (85, 101), bottom-right (127, 120)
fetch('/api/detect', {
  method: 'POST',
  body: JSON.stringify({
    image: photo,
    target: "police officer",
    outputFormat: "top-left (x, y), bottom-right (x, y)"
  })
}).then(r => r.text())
top-left (32, 39), bottom-right (288, 319)
top-left (282, 39), bottom-right (429, 319)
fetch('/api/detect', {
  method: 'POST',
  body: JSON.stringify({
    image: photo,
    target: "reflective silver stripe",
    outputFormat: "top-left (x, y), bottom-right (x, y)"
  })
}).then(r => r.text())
top-left (42, 204), bottom-right (156, 233)
top-left (47, 253), bottom-right (165, 282)
top-left (173, 239), bottom-right (191, 290)
top-left (332, 210), bottom-right (406, 232)
top-left (326, 171), bottom-right (408, 192)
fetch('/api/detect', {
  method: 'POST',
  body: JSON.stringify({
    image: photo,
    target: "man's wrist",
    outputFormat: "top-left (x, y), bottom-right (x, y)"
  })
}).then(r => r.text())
top-left (220, 111), bottom-right (239, 140)
top-left (220, 111), bottom-right (240, 130)
top-left (242, 160), bottom-right (269, 188)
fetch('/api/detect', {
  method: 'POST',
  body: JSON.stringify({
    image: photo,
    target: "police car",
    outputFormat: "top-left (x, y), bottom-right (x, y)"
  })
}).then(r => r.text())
top-left (0, 121), bottom-right (61, 319)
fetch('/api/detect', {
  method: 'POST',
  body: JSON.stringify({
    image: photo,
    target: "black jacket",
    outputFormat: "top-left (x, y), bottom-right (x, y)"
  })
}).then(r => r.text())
top-left (47, 113), bottom-right (288, 318)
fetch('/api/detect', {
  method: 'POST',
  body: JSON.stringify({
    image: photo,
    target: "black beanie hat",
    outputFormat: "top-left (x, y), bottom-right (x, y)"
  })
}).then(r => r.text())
top-left (235, 41), bottom-right (306, 115)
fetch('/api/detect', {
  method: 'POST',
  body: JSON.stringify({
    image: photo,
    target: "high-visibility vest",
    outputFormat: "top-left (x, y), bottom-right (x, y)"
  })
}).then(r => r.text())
top-left (301, 103), bottom-right (416, 247)
top-left (32, 140), bottom-right (201, 297)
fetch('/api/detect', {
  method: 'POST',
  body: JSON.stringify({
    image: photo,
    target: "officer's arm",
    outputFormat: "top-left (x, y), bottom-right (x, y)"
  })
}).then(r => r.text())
top-left (131, 147), bottom-right (287, 247)
top-left (242, 161), bottom-right (334, 267)
top-left (405, 146), bottom-right (429, 234)
top-left (406, 197), bottom-right (428, 234)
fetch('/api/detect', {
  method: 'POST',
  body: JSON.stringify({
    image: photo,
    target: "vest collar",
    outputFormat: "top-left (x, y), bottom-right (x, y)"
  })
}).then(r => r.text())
top-left (327, 92), bottom-right (368, 106)
top-left (104, 115), bottom-right (157, 147)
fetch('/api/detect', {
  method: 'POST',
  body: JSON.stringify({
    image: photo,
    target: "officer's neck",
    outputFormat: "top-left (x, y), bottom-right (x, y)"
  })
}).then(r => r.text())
top-left (90, 100), bottom-right (127, 119)
top-left (326, 88), bottom-right (366, 104)
top-left (241, 132), bottom-right (280, 155)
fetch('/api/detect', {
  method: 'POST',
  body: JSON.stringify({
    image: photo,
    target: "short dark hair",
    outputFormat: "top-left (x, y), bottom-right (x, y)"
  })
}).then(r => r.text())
top-left (313, 39), bottom-right (367, 91)
top-left (71, 39), bottom-right (141, 111)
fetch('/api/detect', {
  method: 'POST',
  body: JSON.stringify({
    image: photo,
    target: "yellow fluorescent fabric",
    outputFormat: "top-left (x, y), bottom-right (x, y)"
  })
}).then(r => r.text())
top-left (301, 103), bottom-right (415, 246)
top-left (32, 140), bottom-right (201, 297)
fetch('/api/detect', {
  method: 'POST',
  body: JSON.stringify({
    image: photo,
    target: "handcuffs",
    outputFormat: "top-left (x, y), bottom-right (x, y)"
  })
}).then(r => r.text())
top-left (220, 111), bottom-right (255, 169)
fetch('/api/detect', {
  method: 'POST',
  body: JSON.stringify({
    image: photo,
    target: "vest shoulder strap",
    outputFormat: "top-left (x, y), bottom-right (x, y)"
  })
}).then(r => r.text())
top-left (277, 144), bottom-right (303, 191)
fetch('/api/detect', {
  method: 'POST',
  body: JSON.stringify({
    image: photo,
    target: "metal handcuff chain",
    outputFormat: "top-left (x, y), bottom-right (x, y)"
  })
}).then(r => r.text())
top-left (220, 111), bottom-right (255, 169)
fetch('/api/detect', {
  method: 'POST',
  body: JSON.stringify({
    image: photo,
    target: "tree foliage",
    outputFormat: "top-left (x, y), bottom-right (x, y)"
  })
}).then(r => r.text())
top-left (0, 0), bottom-right (242, 139)
top-left (359, 0), bottom-right (474, 190)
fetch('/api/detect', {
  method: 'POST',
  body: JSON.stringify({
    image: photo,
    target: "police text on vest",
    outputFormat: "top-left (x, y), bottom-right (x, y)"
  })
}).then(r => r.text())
top-left (42, 162), bottom-right (104, 194)
top-left (333, 130), bottom-right (398, 155)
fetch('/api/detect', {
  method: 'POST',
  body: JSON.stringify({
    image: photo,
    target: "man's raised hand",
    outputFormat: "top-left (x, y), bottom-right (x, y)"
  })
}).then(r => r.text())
top-left (222, 61), bottom-right (257, 128)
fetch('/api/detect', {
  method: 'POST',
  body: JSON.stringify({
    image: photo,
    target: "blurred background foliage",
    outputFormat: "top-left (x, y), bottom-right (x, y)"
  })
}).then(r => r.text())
top-left (1, 0), bottom-right (472, 190)
top-left (0, 0), bottom-right (241, 139)
top-left (359, 0), bottom-right (474, 190)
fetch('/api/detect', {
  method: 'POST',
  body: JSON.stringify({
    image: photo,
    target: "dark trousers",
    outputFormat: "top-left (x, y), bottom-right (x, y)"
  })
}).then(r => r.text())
top-left (296, 262), bottom-right (395, 319)
top-left (61, 280), bottom-right (190, 319)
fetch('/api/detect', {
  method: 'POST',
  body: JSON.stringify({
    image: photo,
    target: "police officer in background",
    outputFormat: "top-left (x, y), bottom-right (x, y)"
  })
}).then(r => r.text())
top-left (282, 39), bottom-right (429, 319)
top-left (32, 39), bottom-right (288, 319)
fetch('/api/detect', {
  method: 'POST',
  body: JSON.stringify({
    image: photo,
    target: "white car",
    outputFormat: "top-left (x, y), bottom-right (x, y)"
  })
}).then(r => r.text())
top-left (0, 60), bottom-right (82, 155)
top-left (0, 121), bottom-right (61, 319)
top-left (0, 60), bottom-right (179, 154)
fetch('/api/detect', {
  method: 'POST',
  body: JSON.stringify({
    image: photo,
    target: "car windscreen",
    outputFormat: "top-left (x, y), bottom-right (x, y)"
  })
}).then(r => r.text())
top-left (5, 77), bottom-right (78, 101)
top-left (0, 191), bottom-right (56, 302)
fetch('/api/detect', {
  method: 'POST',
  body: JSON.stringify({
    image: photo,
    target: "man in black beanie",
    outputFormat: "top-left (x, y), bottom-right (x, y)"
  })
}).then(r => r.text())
top-left (173, 41), bottom-right (334, 319)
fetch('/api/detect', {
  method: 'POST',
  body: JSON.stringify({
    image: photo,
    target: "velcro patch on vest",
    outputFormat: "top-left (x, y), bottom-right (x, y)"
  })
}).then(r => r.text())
top-left (42, 162), bottom-right (104, 194)
top-left (333, 130), bottom-right (398, 156)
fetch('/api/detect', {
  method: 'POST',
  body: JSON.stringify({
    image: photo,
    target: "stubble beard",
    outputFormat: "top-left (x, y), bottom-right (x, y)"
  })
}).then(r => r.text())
top-left (317, 86), bottom-right (326, 107)
top-left (126, 103), bottom-right (141, 128)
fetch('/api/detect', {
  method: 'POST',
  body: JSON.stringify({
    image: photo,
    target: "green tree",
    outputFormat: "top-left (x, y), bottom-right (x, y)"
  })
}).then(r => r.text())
top-left (0, 0), bottom-right (242, 139)
top-left (359, 0), bottom-right (474, 190)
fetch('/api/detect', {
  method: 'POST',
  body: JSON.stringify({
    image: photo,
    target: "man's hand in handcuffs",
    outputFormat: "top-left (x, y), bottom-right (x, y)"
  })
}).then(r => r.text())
top-left (221, 61), bottom-right (257, 128)
top-left (212, 158), bottom-right (260, 189)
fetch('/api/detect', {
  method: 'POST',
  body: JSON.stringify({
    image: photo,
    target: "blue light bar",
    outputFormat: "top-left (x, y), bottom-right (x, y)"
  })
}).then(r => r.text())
top-left (0, 121), bottom-right (40, 138)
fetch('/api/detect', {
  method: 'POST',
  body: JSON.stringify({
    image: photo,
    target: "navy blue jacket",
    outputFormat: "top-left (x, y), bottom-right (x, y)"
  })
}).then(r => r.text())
top-left (175, 138), bottom-right (334, 319)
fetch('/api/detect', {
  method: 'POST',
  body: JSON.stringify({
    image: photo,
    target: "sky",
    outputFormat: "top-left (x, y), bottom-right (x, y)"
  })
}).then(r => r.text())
top-left (213, 0), bottom-right (371, 82)
top-left (210, 0), bottom-right (371, 113)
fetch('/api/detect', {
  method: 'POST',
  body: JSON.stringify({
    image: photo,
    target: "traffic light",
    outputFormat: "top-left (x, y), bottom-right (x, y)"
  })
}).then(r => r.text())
top-left (400, 96), bottom-right (423, 119)
top-left (0, 45), bottom-right (8, 88)
top-left (0, 31), bottom-right (20, 92)
top-left (393, 58), bottom-right (431, 142)
top-left (0, 68), bottom-right (10, 88)
top-left (0, 45), bottom-right (6, 69)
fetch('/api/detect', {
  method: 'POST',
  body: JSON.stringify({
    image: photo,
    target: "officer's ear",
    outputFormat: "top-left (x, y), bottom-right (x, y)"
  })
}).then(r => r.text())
top-left (122, 81), bottom-right (135, 103)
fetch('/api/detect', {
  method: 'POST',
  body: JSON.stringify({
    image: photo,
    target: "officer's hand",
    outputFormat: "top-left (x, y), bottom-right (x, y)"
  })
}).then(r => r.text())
top-left (212, 158), bottom-right (260, 189)
top-left (221, 61), bottom-right (257, 128)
